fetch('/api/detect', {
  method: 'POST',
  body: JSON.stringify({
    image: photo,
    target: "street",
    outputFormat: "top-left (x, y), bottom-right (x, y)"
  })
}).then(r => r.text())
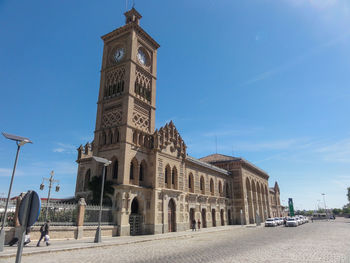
top-left (2, 218), bottom-right (350, 263)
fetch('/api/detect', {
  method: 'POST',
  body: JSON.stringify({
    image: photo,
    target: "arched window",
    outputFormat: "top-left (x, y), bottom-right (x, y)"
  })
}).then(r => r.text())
top-left (139, 134), bottom-right (143, 146)
top-left (133, 131), bottom-right (137, 144)
top-left (188, 173), bottom-right (194, 193)
top-left (200, 177), bottom-right (205, 194)
top-left (165, 165), bottom-right (171, 188)
top-left (172, 168), bottom-right (175, 185)
top-left (113, 160), bottom-right (118, 179)
top-left (130, 162), bottom-right (134, 180)
top-left (210, 179), bottom-right (214, 195)
top-left (171, 167), bottom-right (177, 189)
top-left (219, 181), bottom-right (222, 196)
top-left (110, 132), bottom-right (114, 144)
top-left (84, 169), bottom-right (91, 191)
top-left (226, 183), bottom-right (230, 198)
top-left (139, 161), bottom-right (145, 181)
top-left (116, 129), bottom-right (120, 142)
top-left (165, 166), bottom-right (168, 184)
top-left (101, 131), bottom-right (106, 145)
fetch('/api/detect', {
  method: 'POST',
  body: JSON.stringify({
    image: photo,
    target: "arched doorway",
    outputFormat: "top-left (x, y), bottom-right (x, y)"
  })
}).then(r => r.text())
top-left (189, 208), bottom-right (195, 228)
top-left (168, 199), bottom-right (176, 232)
top-left (220, 209), bottom-right (224, 226)
top-left (212, 209), bottom-right (216, 227)
top-left (129, 198), bottom-right (142, 236)
top-left (228, 209), bottom-right (232, 225)
top-left (201, 208), bottom-right (207, 228)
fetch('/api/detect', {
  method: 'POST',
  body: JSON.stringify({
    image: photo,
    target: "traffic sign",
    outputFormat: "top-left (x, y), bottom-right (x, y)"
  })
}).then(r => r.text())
top-left (18, 191), bottom-right (41, 227)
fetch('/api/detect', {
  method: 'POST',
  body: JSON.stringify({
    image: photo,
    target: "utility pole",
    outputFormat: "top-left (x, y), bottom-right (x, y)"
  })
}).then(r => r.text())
top-left (40, 170), bottom-right (60, 221)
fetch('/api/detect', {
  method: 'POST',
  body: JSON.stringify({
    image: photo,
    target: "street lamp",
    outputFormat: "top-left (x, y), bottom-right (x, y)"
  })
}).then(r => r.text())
top-left (0, 132), bottom-right (32, 252)
top-left (92, 156), bottom-right (112, 243)
top-left (40, 170), bottom-right (60, 221)
top-left (321, 193), bottom-right (327, 218)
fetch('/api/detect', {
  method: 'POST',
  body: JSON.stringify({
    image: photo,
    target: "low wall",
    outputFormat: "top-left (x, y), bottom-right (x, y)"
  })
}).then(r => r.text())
top-left (4, 225), bottom-right (118, 244)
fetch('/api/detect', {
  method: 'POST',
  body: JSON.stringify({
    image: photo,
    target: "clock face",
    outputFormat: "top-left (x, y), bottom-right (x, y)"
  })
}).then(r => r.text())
top-left (114, 48), bottom-right (125, 62)
top-left (137, 48), bottom-right (147, 66)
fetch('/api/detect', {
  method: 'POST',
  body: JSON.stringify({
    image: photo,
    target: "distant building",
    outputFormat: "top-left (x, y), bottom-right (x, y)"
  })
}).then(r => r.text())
top-left (74, 8), bottom-right (283, 236)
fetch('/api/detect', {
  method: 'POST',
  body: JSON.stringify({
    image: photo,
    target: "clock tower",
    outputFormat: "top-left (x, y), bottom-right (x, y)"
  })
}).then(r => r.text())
top-left (94, 7), bottom-right (159, 183)
top-left (76, 8), bottom-right (160, 236)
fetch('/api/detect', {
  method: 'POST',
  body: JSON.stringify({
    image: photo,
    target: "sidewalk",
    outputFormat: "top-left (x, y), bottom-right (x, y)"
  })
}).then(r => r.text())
top-left (0, 224), bottom-right (261, 259)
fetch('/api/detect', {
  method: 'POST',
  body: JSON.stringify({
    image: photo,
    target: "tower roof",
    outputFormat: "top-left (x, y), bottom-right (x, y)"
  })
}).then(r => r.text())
top-left (101, 8), bottom-right (160, 49)
top-left (124, 8), bottom-right (142, 25)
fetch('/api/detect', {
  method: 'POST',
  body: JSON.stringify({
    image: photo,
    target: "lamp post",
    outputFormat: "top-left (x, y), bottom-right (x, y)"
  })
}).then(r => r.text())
top-left (321, 193), bottom-right (327, 218)
top-left (92, 156), bottom-right (111, 243)
top-left (0, 132), bottom-right (32, 252)
top-left (40, 170), bottom-right (60, 221)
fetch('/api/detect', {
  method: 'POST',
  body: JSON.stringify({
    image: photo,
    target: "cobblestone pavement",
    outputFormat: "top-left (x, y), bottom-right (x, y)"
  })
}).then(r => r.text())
top-left (3, 218), bottom-right (350, 263)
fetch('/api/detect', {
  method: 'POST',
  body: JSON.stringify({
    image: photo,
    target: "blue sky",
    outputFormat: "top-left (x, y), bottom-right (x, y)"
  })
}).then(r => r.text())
top-left (1, 0), bottom-right (350, 210)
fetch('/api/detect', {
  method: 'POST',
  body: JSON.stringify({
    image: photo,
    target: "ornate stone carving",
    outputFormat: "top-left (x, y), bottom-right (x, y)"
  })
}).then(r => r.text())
top-left (132, 111), bottom-right (150, 132)
top-left (102, 107), bottom-right (122, 128)
top-left (134, 68), bottom-right (151, 102)
top-left (153, 121), bottom-right (187, 158)
top-left (104, 66), bottom-right (126, 98)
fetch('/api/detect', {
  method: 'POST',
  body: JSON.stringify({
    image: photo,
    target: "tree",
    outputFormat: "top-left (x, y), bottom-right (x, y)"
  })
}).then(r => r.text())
top-left (347, 187), bottom-right (350, 204)
top-left (332, 208), bottom-right (342, 215)
top-left (88, 176), bottom-right (114, 206)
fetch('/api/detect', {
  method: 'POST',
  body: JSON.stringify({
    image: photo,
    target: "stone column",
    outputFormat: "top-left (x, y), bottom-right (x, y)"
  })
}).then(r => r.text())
top-left (76, 198), bottom-right (86, 239)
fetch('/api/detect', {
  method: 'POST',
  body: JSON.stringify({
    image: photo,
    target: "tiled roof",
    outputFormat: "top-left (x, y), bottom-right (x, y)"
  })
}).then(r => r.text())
top-left (199, 153), bottom-right (269, 178)
top-left (199, 153), bottom-right (240, 163)
top-left (186, 156), bottom-right (230, 175)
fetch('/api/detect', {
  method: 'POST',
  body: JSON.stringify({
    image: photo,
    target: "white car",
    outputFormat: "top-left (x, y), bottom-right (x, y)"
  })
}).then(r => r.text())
top-left (296, 217), bottom-right (302, 225)
top-left (286, 218), bottom-right (298, 227)
top-left (274, 217), bottom-right (282, 225)
top-left (265, 218), bottom-right (277, 227)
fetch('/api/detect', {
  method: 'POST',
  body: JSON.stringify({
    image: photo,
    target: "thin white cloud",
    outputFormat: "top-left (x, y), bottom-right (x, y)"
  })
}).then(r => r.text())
top-left (241, 31), bottom-right (350, 86)
top-left (52, 142), bottom-right (76, 154)
top-left (79, 135), bottom-right (94, 142)
top-left (234, 138), bottom-right (310, 152)
top-left (202, 127), bottom-right (263, 137)
top-left (0, 168), bottom-right (24, 177)
top-left (331, 175), bottom-right (350, 189)
top-left (285, 0), bottom-right (338, 9)
top-left (315, 139), bottom-right (350, 163)
top-left (0, 168), bottom-right (13, 177)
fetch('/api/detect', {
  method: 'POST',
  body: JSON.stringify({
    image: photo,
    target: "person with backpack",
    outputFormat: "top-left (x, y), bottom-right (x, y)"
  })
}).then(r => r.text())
top-left (37, 220), bottom-right (50, 247)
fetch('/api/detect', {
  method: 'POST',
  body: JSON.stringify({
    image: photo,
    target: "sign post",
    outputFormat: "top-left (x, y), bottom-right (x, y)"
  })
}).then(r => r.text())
top-left (16, 191), bottom-right (41, 263)
top-left (288, 198), bottom-right (295, 217)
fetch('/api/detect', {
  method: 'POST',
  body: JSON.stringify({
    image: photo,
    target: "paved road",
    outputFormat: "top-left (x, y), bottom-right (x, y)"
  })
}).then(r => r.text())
top-left (4, 218), bottom-right (350, 263)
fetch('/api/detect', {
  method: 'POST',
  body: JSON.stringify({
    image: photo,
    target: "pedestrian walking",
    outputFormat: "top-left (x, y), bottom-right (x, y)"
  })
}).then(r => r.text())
top-left (37, 220), bottom-right (50, 247)
top-left (197, 219), bottom-right (201, 231)
top-left (191, 219), bottom-right (196, 231)
top-left (24, 227), bottom-right (32, 246)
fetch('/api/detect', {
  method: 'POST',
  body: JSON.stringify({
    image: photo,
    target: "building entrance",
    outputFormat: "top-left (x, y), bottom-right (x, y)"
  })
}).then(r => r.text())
top-left (129, 198), bottom-right (142, 236)
top-left (189, 208), bottom-right (195, 228)
top-left (201, 208), bottom-right (207, 228)
top-left (212, 209), bottom-right (216, 227)
top-left (220, 209), bottom-right (224, 226)
top-left (168, 199), bottom-right (176, 232)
